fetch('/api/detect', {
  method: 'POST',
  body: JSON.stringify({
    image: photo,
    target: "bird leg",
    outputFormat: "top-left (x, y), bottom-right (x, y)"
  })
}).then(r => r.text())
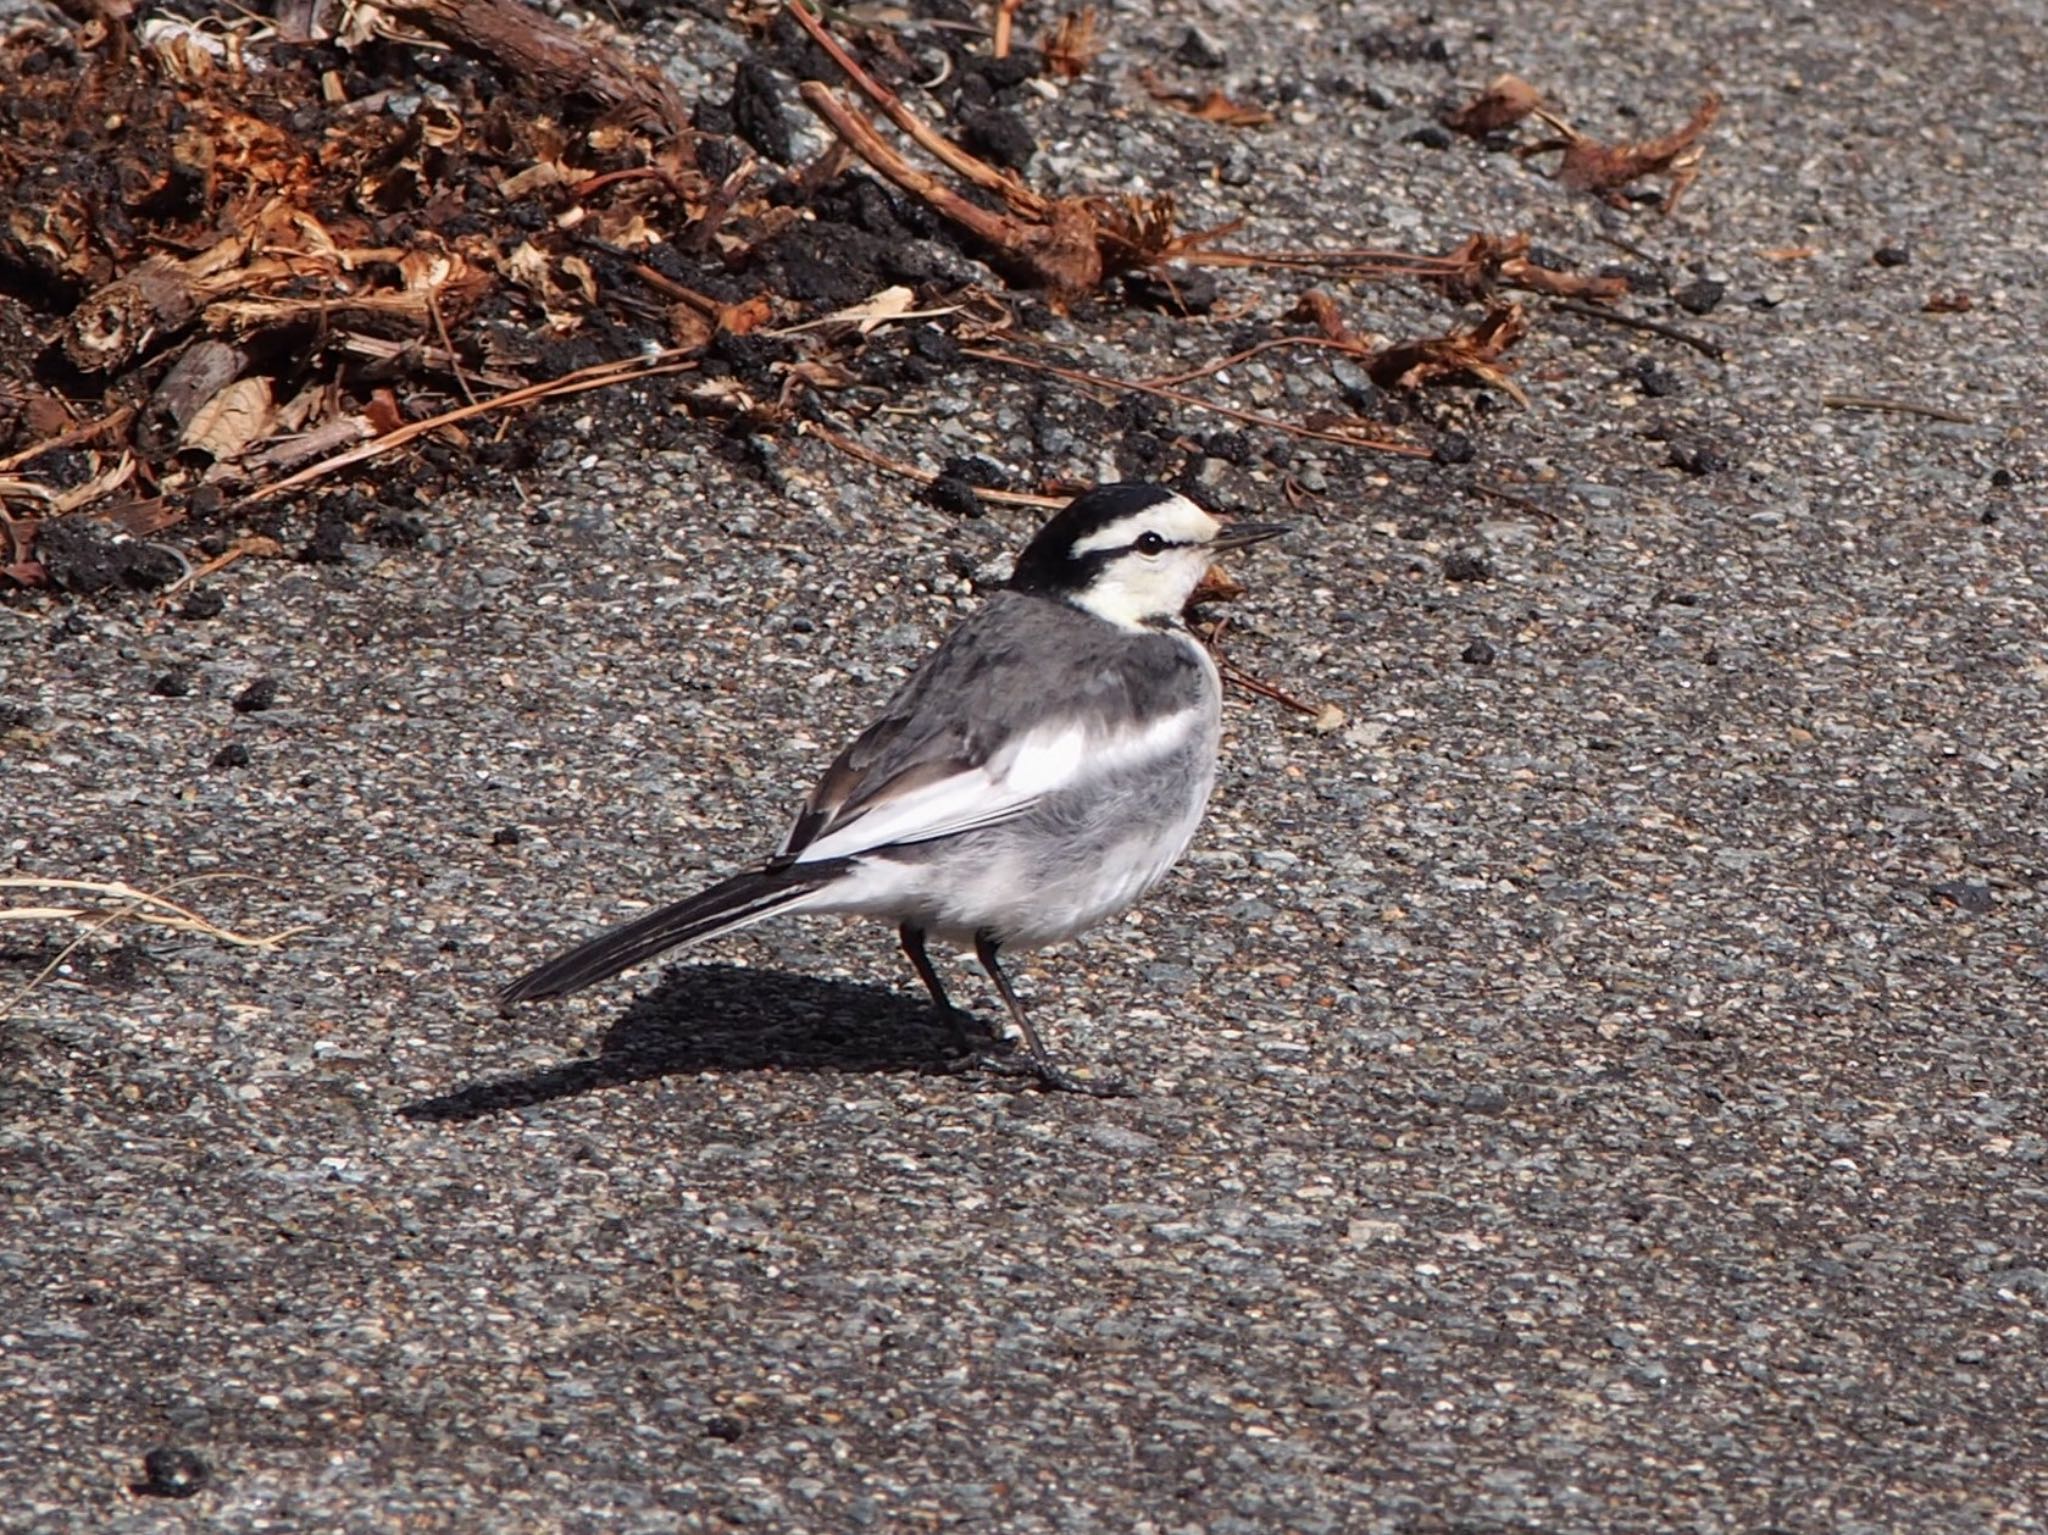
top-left (973, 931), bottom-right (1129, 1098)
top-left (899, 923), bottom-right (994, 1056)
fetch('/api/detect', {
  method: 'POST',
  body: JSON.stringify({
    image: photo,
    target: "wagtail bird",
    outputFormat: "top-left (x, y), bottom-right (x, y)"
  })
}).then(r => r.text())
top-left (500, 483), bottom-right (1288, 1093)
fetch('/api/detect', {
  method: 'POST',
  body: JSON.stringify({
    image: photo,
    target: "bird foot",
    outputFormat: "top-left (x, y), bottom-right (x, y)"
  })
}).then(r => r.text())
top-left (970, 1050), bottom-right (1132, 1098)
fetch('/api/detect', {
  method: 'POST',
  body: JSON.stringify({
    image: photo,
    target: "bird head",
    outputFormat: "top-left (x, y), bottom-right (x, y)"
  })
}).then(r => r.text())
top-left (1006, 483), bottom-right (1289, 630)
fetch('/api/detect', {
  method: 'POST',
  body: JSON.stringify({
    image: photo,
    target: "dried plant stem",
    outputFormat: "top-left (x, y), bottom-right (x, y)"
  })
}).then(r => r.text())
top-left (1820, 394), bottom-right (1977, 425)
top-left (991, 0), bottom-right (1024, 60)
top-left (1135, 335), bottom-right (1375, 389)
top-left (798, 421), bottom-right (1066, 507)
top-left (0, 406), bottom-right (138, 473)
top-left (0, 874), bottom-right (313, 1017)
top-left (964, 347), bottom-right (1431, 456)
top-left (240, 351), bottom-right (699, 506)
top-left (1216, 656), bottom-right (1322, 715)
top-left (798, 84), bottom-right (1039, 255)
top-left (788, 1), bottom-right (1043, 212)
top-left (1550, 298), bottom-right (1723, 359)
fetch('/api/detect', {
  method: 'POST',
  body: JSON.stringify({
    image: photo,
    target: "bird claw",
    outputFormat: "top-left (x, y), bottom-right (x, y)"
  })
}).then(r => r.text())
top-left (960, 1049), bottom-right (1131, 1098)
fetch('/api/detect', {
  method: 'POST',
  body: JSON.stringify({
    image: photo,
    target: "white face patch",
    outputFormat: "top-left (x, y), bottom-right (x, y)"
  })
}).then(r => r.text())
top-left (1067, 495), bottom-right (1226, 630)
top-left (1068, 495), bottom-right (1220, 558)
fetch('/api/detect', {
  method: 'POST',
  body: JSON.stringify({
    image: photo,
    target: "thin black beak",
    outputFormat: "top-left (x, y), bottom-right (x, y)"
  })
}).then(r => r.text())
top-left (1211, 521), bottom-right (1291, 552)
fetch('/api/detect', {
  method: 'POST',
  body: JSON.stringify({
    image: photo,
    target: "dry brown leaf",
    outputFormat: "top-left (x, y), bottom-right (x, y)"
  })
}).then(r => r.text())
top-left (1444, 73), bottom-right (1542, 136)
top-left (504, 240), bottom-right (588, 331)
top-left (681, 377), bottom-right (763, 417)
top-left (1188, 564), bottom-right (1246, 606)
top-left (1139, 69), bottom-right (1275, 127)
top-left (181, 378), bottom-right (277, 461)
top-left (1526, 92), bottom-right (1722, 212)
top-left (559, 254), bottom-right (598, 306)
top-left (363, 390), bottom-right (405, 436)
top-left (719, 293), bottom-right (775, 336)
top-left (771, 285), bottom-right (917, 336)
top-left (769, 286), bottom-right (967, 339)
top-left (1368, 303), bottom-right (1529, 403)
top-left (667, 304), bottom-right (713, 352)
top-left (1290, 289), bottom-right (1360, 344)
top-left (1042, 10), bottom-right (1100, 79)
top-left (140, 18), bottom-right (224, 83)
top-left (499, 160), bottom-right (573, 200)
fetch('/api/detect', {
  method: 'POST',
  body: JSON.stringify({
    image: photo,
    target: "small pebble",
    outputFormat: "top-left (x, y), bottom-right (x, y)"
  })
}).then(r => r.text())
top-left (135, 1447), bottom-right (208, 1499)
top-left (1173, 26), bottom-right (1228, 70)
top-left (1668, 440), bottom-right (1727, 477)
top-left (1671, 280), bottom-right (1720, 315)
top-left (923, 476), bottom-right (982, 519)
top-left (233, 677), bottom-right (279, 714)
top-left (1632, 362), bottom-right (1681, 398)
top-left (1442, 550), bottom-right (1493, 583)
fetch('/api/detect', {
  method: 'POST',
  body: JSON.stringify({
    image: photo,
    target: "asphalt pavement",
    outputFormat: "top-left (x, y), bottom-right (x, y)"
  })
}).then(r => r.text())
top-left (4, 0), bottom-right (2046, 1530)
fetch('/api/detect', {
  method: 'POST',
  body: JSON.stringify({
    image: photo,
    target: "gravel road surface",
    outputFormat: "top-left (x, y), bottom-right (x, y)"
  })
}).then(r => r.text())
top-left (5, 0), bottom-right (2046, 1530)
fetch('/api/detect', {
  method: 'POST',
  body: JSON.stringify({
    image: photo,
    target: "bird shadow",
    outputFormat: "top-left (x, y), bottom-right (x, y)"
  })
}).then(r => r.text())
top-left (399, 964), bottom-right (984, 1123)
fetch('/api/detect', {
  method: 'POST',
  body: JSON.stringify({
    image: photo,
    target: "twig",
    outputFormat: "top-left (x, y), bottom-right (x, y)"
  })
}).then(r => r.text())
top-left (991, 0), bottom-right (1023, 59)
top-left (788, 1), bottom-right (1044, 212)
top-left (965, 347), bottom-right (1431, 456)
top-left (1179, 246), bottom-right (1469, 276)
top-left (238, 351), bottom-right (699, 506)
top-left (1469, 480), bottom-right (1556, 523)
top-left (798, 421), bottom-right (1067, 507)
top-left (1136, 335), bottom-right (1375, 389)
top-left (799, 83), bottom-right (1044, 259)
top-left (1217, 655), bottom-right (1322, 715)
top-left (379, 0), bottom-right (689, 138)
top-left (0, 406), bottom-right (138, 473)
top-left (155, 536), bottom-right (273, 604)
top-left (427, 291), bottom-right (478, 407)
top-left (1549, 298), bottom-right (1723, 359)
top-left (1199, 617), bottom-right (1322, 716)
top-left (1820, 394), bottom-right (1977, 425)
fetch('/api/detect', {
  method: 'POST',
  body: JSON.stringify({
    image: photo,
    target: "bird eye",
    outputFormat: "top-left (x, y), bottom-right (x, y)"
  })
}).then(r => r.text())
top-left (1135, 531), bottom-right (1168, 555)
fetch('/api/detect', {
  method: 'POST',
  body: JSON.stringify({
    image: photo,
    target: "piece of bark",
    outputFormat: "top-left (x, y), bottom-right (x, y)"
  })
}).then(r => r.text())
top-left (378, 0), bottom-right (689, 139)
top-left (63, 256), bottom-right (204, 374)
top-left (146, 339), bottom-right (251, 447)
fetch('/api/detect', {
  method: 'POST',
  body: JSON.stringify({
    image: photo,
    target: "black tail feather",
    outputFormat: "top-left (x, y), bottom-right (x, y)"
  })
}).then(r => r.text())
top-left (499, 860), bottom-right (852, 1007)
